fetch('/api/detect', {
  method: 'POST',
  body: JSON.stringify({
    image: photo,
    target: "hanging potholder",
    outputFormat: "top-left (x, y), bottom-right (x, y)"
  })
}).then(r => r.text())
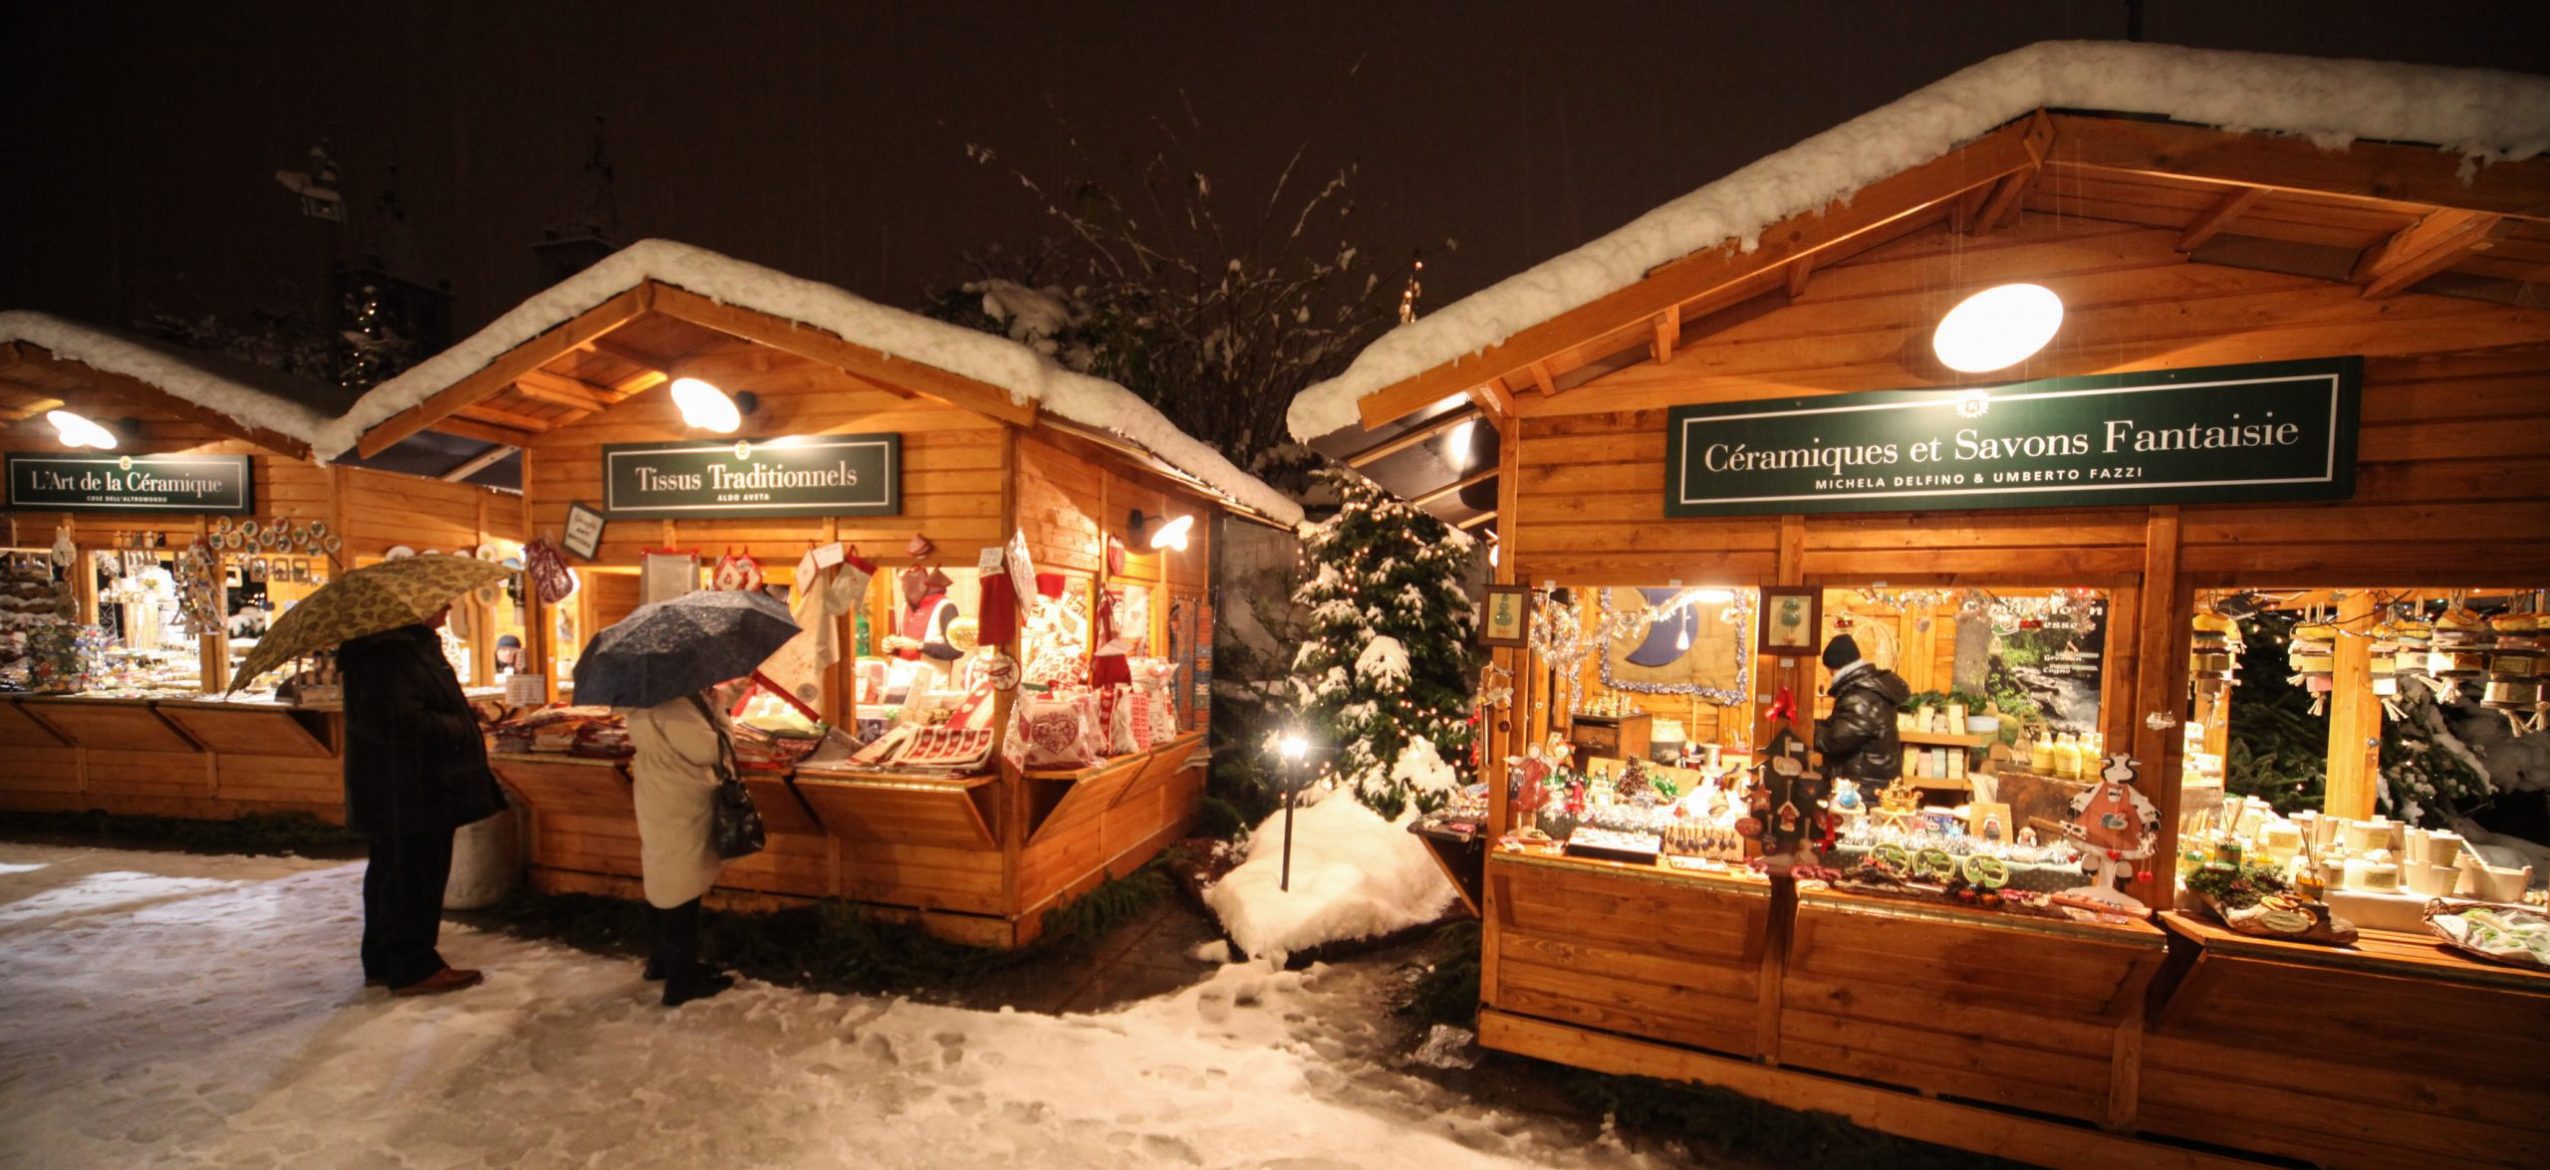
top-left (525, 539), bottom-right (574, 605)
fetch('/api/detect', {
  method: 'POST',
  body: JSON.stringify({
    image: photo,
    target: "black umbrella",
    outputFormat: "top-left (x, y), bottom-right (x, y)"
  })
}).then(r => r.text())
top-left (573, 590), bottom-right (800, 709)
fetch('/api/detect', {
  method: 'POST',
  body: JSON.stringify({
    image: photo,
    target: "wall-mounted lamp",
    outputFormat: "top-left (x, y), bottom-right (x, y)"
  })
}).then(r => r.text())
top-left (669, 376), bottom-right (759, 434)
top-left (1128, 509), bottom-right (1195, 552)
top-left (46, 409), bottom-right (120, 450)
top-left (1932, 283), bottom-right (2063, 373)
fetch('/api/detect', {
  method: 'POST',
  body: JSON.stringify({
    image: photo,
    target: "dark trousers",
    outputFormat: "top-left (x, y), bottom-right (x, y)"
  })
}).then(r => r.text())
top-left (650, 898), bottom-right (703, 978)
top-left (362, 830), bottom-right (453, 987)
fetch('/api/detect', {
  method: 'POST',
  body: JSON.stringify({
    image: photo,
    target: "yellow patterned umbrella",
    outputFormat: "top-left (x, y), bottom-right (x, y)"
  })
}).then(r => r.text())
top-left (227, 554), bottom-right (514, 692)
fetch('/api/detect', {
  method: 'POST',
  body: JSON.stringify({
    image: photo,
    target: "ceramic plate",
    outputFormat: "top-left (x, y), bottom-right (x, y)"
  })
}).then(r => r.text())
top-left (386, 545), bottom-right (416, 560)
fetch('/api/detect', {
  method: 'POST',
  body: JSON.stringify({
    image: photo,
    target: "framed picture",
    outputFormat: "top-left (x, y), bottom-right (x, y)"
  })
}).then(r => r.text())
top-left (1758, 586), bottom-right (1821, 658)
top-left (1481, 584), bottom-right (1531, 648)
top-left (562, 500), bottom-right (607, 561)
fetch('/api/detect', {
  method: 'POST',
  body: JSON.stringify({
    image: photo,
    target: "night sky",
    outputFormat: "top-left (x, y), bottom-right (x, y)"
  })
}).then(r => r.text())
top-left (6, 2), bottom-right (2544, 343)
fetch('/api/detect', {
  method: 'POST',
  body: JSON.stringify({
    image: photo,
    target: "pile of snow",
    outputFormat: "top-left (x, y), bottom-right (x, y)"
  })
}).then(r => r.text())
top-left (1204, 792), bottom-right (1459, 964)
top-left (1389, 736), bottom-right (1463, 800)
top-left (0, 311), bottom-right (336, 444)
top-left (321, 240), bottom-right (1303, 525)
top-left (1355, 633), bottom-right (1411, 689)
top-left (1, 843), bottom-right (1642, 1170)
top-left (1288, 40), bottom-right (2550, 440)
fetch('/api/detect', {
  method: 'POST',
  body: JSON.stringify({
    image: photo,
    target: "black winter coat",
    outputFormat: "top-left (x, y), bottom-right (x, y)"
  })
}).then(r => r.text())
top-left (338, 624), bottom-right (506, 836)
top-left (1815, 665), bottom-right (1911, 785)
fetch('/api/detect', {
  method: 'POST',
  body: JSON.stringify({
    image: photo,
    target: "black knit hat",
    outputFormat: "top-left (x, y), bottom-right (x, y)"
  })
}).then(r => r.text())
top-left (1822, 634), bottom-right (1861, 670)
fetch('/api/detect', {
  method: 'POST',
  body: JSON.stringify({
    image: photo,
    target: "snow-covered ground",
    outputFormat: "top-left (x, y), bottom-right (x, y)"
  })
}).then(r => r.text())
top-left (0, 842), bottom-right (1653, 1170)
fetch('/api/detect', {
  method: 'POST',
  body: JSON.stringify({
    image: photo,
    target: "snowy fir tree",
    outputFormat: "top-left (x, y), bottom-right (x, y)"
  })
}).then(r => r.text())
top-left (1289, 468), bottom-right (1479, 818)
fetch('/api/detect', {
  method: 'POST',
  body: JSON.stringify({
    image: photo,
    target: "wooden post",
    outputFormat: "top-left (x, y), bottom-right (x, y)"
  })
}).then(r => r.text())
top-left (2323, 590), bottom-right (2382, 820)
top-left (1762, 514), bottom-right (1808, 753)
top-left (1488, 410), bottom-right (1520, 833)
top-left (2127, 507), bottom-right (2187, 909)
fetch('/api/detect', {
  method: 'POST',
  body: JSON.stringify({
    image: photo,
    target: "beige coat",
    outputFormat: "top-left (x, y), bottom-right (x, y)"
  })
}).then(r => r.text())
top-left (623, 698), bottom-right (728, 909)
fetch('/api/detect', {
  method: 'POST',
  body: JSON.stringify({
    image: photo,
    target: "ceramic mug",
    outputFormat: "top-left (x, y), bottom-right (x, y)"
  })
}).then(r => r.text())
top-left (2425, 833), bottom-right (2464, 869)
top-left (2404, 828), bottom-right (2429, 866)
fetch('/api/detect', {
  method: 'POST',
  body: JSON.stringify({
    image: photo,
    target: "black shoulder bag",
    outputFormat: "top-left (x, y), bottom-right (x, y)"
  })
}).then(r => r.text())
top-left (686, 694), bottom-right (766, 860)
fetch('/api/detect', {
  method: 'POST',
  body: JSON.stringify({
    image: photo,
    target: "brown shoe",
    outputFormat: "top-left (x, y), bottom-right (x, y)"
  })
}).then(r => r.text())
top-left (390, 966), bottom-right (485, 997)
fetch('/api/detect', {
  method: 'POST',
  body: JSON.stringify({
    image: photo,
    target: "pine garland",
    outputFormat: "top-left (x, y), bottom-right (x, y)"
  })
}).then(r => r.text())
top-left (1290, 469), bottom-right (1480, 817)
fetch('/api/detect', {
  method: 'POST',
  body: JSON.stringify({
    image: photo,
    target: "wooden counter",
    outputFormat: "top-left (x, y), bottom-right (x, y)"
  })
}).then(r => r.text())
top-left (1784, 887), bottom-right (2167, 1128)
top-left (1483, 849), bottom-right (1777, 1060)
top-left (2140, 911), bottom-right (2550, 1170)
top-left (0, 692), bottom-right (345, 821)
top-left (489, 732), bottom-right (1204, 949)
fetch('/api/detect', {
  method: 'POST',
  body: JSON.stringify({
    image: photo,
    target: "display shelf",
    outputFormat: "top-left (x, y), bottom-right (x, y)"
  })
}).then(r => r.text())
top-left (1897, 728), bottom-right (1990, 747)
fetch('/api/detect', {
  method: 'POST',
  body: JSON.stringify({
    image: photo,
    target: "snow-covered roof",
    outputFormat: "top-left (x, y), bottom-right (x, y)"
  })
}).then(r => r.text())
top-left (1288, 40), bottom-right (2550, 440)
top-left (0, 311), bottom-right (348, 450)
top-left (325, 239), bottom-right (1304, 525)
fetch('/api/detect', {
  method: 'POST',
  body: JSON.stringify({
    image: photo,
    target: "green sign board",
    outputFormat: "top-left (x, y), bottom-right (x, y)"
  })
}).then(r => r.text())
top-left (1663, 358), bottom-right (2360, 516)
top-left (5, 452), bottom-right (254, 513)
top-left (601, 435), bottom-right (901, 519)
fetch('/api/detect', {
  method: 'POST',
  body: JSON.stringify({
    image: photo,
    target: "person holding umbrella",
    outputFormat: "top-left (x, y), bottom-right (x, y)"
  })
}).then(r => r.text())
top-left (574, 589), bottom-right (799, 1007)
top-left (233, 553), bottom-right (516, 997)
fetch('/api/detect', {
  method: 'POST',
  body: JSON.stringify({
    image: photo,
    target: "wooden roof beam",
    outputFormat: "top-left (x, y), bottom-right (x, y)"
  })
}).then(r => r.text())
top-left (454, 402), bottom-right (557, 433)
top-left (647, 283), bottom-right (1037, 428)
top-left (1967, 110), bottom-right (2052, 237)
top-left (1468, 379), bottom-right (1516, 425)
top-left (512, 368), bottom-right (615, 411)
top-left (1456, 511), bottom-right (1498, 531)
top-left (357, 283), bottom-right (652, 456)
top-left (1785, 255), bottom-right (1815, 300)
top-left (2049, 112), bottom-right (2550, 222)
top-left (420, 416), bottom-right (539, 448)
top-left (1342, 403), bottom-right (1479, 469)
top-left (585, 336), bottom-right (680, 370)
top-left (439, 444), bottom-right (518, 483)
top-left (2351, 208), bottom-right (2511, 299)
top-left (2177, 187), bottom-right (2265, 253)
top-left (1526, 360), bottom-right (1559, 397)
top-left (1413, 466), bottom-right (1499, 507)
top-left (610, 368), bottom-right (671, 398)
top-left (1352, 112), bottom-right (2052, 431)
top-left (1651, 305), bottom-right (1681, 365)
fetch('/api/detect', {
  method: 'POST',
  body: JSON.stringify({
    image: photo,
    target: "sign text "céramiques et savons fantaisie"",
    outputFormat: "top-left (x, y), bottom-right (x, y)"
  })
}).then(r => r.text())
top-left (1663, 358), bottom-right (2360, 517)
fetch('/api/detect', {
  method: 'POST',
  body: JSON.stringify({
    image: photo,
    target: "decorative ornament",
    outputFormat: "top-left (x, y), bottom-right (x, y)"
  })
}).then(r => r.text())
top-left (985, 651), bottom-right (1021, 692)
top-left (524, 539), bottom-right (575, 605)
top-left (2060, 754), bottom-right (2160, 914)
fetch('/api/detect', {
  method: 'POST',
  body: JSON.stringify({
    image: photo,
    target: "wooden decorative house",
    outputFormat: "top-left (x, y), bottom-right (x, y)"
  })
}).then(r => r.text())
top-left (1, 313), bottom-right (522, 823)
top-left (1292, 43), bottom-right (2550, 1170)
top-left (339, 240), bottom-right (1299, 947)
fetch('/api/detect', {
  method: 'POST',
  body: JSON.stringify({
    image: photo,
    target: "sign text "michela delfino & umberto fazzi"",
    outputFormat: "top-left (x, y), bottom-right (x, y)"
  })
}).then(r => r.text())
top-left (1662, 358), bottom-right (2361, 517)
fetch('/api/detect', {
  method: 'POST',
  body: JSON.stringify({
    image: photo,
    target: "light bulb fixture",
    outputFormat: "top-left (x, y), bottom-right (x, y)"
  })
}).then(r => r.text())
top-left (1932, 283), bottom-right (2063, 373)
top-left (668, 376), bottom-right (757, 434)
top-left (1279, 732), bottom-right (1309, 763)
top-left (1127, 509), bottom-right (1194, 552)
top-left (1446, 418), bottom-right (1478, 471)
top-left (46, 409), bottom-right (118, 449)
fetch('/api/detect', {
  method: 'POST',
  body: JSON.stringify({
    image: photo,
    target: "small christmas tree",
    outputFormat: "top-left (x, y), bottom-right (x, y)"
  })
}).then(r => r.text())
top-left (1291, 468), bottom-right (1479, 817)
